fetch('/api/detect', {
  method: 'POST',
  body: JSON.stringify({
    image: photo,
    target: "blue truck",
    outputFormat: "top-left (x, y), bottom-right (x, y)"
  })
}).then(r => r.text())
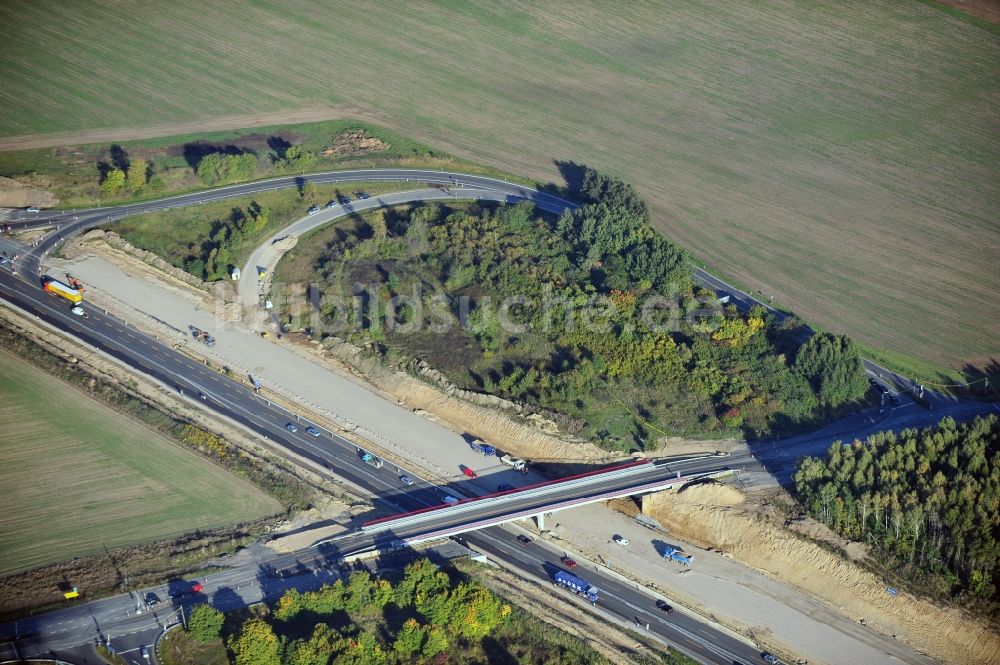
top-left (469, 438), bottom-right (497, 456)
top-left (554, 570), bottom-right (599, 604)
top-left (662, 547), bottom-right (694, 566)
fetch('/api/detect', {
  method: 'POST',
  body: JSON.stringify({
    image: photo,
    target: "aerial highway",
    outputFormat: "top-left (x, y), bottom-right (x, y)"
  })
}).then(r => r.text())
top-left (0, 169), bottom-right (990, 665)
top-left (0, 261), bottom-right (768, 665)
top-left (6, 167), bottom-right (971, 412)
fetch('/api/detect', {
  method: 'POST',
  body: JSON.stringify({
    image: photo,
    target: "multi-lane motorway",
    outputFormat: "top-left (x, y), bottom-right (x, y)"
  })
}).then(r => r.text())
top-left (0, 172), bottom-right (767, 664)
top-left (1, 169), bottom-right (992, 664)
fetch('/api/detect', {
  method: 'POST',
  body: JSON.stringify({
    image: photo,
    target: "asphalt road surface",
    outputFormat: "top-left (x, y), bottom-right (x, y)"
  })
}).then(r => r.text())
top-left (1, 169), bottom-right (993, 664)
top-left (0, 265), bottom-right (771, 664)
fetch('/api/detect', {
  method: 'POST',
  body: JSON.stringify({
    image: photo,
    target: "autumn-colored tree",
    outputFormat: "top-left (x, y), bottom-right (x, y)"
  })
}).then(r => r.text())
top-left (711, 314), bottom-right (764, 347)
top-left (421, 625), bottom-right (448, 658)
top-left (100, 168), bottom-right (126, 195)
top-left (372, 578), bottom-right (393, 608)
top-left (448, 583), bottom-right (511, 639)
top-left (179, 424), bottom-right (229, 459)
top-left (274, 588), bottom-right (303, 621)
top-left (336, 631), bottom-right (387, 665)
top-left (368, 209), bottom-right (388, 241)
top-left (393, 618), bottom-right (426, 658)
top-left (286, 624), bottom-right (337, 665)
top-left (126, 158), bottom-right (148, 193)
top-left (301, 182), bottom-right (319, 203)
top-left (229, 617), bottom-right (281, 665)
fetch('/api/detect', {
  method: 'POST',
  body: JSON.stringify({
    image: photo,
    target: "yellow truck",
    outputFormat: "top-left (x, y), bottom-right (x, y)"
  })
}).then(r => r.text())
top-left (42, 277), bottom-right (83, 304)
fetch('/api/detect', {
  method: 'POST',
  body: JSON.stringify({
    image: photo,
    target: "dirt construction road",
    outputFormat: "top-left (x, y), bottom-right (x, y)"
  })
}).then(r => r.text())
top-left (57, 249), bottom-right (943, 665)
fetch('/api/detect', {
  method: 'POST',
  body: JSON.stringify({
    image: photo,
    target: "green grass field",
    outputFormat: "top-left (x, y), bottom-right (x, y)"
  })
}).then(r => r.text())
top-left (0, 351), bottom-right (280, 575)
top-left (0, 1), bottom-right (996, 375)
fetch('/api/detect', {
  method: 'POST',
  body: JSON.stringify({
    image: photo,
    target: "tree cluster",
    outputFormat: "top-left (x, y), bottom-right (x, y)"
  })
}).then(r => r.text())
top-left (184, 200), bottom-right (270, 279)
top-left (225, 559), bottom-right (511, 665)
top-left (197, 152), bottom-right (259, 185)
top-left (276, 145), bottom-right (317, 173)
top-left (795, 415), bottom-right (1000, 605)
top-left (793, 332), bottom-right (868, 408)
top-left (100, 157), bottom-right (149, 196)
top-left (188, 604), bottom-right (225, 642)
top-left (300, 169), bottom-right (867, 447)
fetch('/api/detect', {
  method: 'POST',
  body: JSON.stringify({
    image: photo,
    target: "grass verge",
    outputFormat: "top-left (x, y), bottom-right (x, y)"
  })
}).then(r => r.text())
top-left (0, 119), bottom-right (529, 209)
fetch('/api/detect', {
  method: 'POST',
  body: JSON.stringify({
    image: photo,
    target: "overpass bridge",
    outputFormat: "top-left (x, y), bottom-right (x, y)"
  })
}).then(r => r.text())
top-left (354, 458), bottom-right (732, 547)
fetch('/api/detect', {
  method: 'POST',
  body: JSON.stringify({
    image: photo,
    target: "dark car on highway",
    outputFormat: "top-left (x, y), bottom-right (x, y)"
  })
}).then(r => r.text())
top-left (145, 592), bottom-right (160, 606)
top-left (656, 599), bottom-right (674, 613)
top-left (560, 555), bottom-right (577, 568)
top-left (516, 534), bottom-right (532, 545)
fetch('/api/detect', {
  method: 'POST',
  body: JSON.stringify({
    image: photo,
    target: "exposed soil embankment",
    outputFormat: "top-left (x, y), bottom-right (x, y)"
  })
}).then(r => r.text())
top-left (644, 484), bottom-right (1000, 665)
top-left (0, 176), bottom-right (57, 208)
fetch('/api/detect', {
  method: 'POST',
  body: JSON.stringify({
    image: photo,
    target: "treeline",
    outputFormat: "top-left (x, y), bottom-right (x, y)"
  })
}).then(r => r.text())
top-left (94, 128), bottom-right (374, 200)
top-left (180, 558), bottom-right (633, 665)
top-left (795, 415), bottom-right (1000, 606)
top-left (185, 200), bottom-right (270, 279)
top-left (300, 168), bottom-right (868, 446)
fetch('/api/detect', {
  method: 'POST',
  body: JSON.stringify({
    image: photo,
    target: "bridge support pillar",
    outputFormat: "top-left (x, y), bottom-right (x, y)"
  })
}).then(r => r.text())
top-left (534, 512), bottom-right (551, 532)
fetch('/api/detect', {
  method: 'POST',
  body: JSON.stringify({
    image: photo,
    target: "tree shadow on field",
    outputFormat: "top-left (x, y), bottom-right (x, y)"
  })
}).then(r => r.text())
top-left (955, 358), bottom-right (1000, 402)
top-left (268, 135), bottom-right (292, 160)
top-left (96, 144), bottom-right (130, 182)
top-left (554, 160), bottom-right (588, 193)
top-left (182, 141), bottom-right (244, 169)
top-left (108, 144), bottom-right (129, 170)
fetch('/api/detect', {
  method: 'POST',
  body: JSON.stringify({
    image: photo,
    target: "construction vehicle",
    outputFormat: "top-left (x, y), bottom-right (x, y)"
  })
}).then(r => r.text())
top-left (554, 571), bottom-right (599, 604)
top-left (361, 452), bottom-right (384, 469)
top-left (42, 277), bottom-right (83, 304)
top-left (469, 439), bottom-right (496, 456)
top-left (64, 273), bottom-right (85, 291)
top-left (188, 324), bottom-right (216, 347)
top-left (500, 454), bottom-right (526, 471)
top-left (662, 546), bottom-right (694, 566)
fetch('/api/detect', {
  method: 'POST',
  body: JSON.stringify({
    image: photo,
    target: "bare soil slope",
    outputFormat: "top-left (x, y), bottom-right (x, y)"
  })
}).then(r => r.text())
top-left (644, 484), bottom-right (1000, 665)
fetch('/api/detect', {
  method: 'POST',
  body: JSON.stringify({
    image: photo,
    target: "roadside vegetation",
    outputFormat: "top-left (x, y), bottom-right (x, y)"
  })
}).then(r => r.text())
top-left (0, 119), bottom-right (515, 209)
top-left (276, 170), bottom-right (870, 448)
top-left (165, 558), bottom-right (693, 665)
top-left (106, 180), bottom-right (412, 280)
top-left (795, 414), bottom-right (1000, 615)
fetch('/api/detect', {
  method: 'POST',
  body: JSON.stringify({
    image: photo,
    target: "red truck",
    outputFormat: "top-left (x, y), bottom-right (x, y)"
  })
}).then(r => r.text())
top-left (461, 465), bottom-right (478, 479)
